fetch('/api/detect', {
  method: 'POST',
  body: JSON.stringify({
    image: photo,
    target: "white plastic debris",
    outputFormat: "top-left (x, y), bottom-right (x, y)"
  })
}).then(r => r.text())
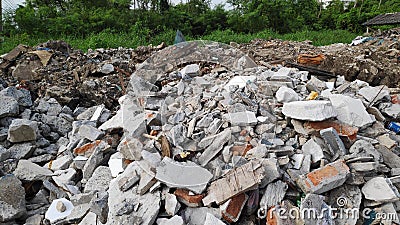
top-left (45, 198), bottom-right (74, 223)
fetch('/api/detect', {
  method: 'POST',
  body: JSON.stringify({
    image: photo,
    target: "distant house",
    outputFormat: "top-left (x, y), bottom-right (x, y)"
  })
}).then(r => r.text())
top-left (363, 12), bottom-right (400, 26)
top-left (362, 12), bottom-right (400, 33)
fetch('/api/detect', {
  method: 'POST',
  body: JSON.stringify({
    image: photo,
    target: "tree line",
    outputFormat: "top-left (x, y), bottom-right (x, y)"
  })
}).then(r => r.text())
top-left (2, 0), bottom-right (400, 38)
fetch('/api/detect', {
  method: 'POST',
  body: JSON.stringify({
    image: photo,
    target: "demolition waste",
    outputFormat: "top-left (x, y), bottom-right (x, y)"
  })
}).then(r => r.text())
top-left (0, 29), bottom-right (399, 225)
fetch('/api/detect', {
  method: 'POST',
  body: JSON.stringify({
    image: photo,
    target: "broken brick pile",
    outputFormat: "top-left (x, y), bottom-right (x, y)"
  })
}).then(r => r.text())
top-left (1, 40), bottom-right (400, 225)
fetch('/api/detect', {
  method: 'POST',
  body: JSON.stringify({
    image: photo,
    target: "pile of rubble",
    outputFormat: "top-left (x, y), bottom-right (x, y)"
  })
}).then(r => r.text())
top-left (239, 28), bottom-right (400, 88)
top-left (1, 39), bottom-right (400, 225)
top-left (0, 40), bottom-right (161, 109)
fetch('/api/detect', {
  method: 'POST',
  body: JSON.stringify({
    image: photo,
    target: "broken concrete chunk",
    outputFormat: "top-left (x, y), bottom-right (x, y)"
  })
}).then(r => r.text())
top-left (165, 193), bottom-right (181, 216)
top-left (236, 55), bottom-right (258, 70)
top-left (8, 142), bottom-right (35, 159)
top-left (359, 85), bottom-right (390, 103)
top-left (328, 184), bottom-right (362, 225)
top-left (260, 180), bottom-right (288, 209)
top-left (291, 154), bottom-right (304, 170)
top-left (117, 163), bottom-right (140, 192)
top-left (329, 94), bottom-right (375, 128)
top-left (91, 104), bottom-right (106, 122)
top-left (117, 137), bottom-right (142, 161)
top-left (282, 100), bottom-right (337, 121)
top-left (203, 160), bottom-right (264, 205)
top-left (223, 111), bottom-right (257, 126)
top-left (40, 114), bottom-right (73, 134)
top-left (77, 212), bottom-right (97, 225)
top-left (45, 155), bottom-right (73, 171)
top-left (380, 203), bottom-right (400, 224)
top-left (260, 158), bottom-right (281, 188)
top-left (121, 109), bottom-right (147, 138)
top-left (274, 67), bottom-right (293, 78)
top-left (14, 160), bottom-right (53, 181)
top-left (156, 215), bottom-right (184, 225)
top-left (306, 76), bottom-right (327, 93)
top-left (0, 175), bottom-right (26, 222)
top-left (196, 114), bottom-right (213, 128)
top-left (82, 141), bottom-right (109, 180)
top-left (90, 191), bottom-right (109, 224)
top-left (25, 214), bottom-right (44, 225)
top-left (349, 162), bottom-right (379, 172)
top-left (45, 198), bottom-right (74, 223)
top-left (245, 145), bottom-right (268, 159)
top-left (141, 150), bottom-right (161, 168)
top-left (78, 124), bottom-right (104, 141)
top-left (300, 193), bottom-right (331, 225)
top-left (298, 160), bottom-right (350, 194)
top-left (70, 192), bottom-right (95, 206)
top-left (156, 157), bottom-right (213, 194)
top-left (169, 124), bottom-right (187, 146)
top-left (224, 76), bottom-right (256, 91)
top-left (198, 129), bottom-right (231, 166)
top-left (99, 110), bottom-right (123, 131)
top-left (84, 166), bottom-right (112, 193)
top-left (382, 103), bottom-right (400, 119)
top-left (301, 138), bottom-right (324, 163)
top-left (44, 98), bottom-right (62, 116)
top-left (205, 213), bottom-right (225, 225)
top-left (181, 64), bottom-right (200, 77)
top-left (320, 127), bottom-right (347, 157)
top-left (52, 168), bottom-right (76, 189)
top-left (138, 170), bottom-right (157, 195)
top-left (362, 177), bottom-right (400, 203)
top-left (184, 207), bottom-right (221, 225)
top-left (63, 203), bottom-right (91, 224)
top-left (275, 86), bottom-right (300, 103)
top-left (0, 86), bottom-right (32, 107)
top-left (0, 146), bottom-right (10, 162)
top-left (377, 134), bottom-right (397, 149)
top-left (108, 152), bottom-right (124, 177)
top-left (101, 63), bottom-right (114, 74)
top-left (43, 179), bottom-right (68, 199)
top-left (7, 119), bottom-right (38, 143)
top-left (349, 139), bottom-right (382, 161)
top-left (107, 178), bottom-right (160, 225)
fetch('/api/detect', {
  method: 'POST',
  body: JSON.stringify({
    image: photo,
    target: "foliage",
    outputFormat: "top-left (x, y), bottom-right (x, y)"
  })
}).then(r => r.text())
top-left (0, 0), bottom-right (399, 53)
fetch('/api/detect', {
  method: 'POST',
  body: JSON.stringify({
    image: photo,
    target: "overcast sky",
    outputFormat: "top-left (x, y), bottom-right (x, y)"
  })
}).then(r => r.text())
top-left (3, 0), bottom-right (25, 10)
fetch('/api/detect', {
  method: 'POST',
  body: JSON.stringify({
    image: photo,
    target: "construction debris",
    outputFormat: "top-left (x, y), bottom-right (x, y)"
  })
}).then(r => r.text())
top-left (1, 37), bottom-right (400, 224)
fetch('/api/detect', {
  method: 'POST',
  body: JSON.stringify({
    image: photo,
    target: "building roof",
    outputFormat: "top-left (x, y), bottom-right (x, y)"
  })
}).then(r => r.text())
top-left (363, 12), bottom-right (400, 26)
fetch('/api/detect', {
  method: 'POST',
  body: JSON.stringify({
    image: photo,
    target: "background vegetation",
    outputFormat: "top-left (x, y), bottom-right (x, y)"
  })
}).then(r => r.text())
top-left (1, 0), bottom-right (399, 53)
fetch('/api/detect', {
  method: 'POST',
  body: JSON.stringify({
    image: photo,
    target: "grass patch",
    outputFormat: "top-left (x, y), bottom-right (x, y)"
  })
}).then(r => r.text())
top-left (201, 29), bottom-right (359, 46)
top-left (278, 30), bottom-right (359, 46)
top-left (1, 29), bottom-right (359, 55)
